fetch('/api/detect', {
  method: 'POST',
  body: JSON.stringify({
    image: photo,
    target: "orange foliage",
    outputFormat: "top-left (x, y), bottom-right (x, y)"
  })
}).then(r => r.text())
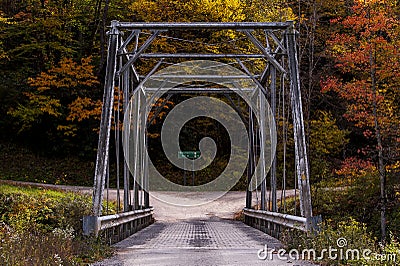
top-left (322, 1), bottom-right (400, 142)
top-left (67, 97), bottom-right (102, 122)
top-left (10, 57), bottom-right (101, 136)
top-left (28, 57), bottom-right (99, 92)
top-left (335, 157), bottom-right (376, 177)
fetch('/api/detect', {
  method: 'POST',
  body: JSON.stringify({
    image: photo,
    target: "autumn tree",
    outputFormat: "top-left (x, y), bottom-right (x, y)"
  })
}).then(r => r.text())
top-left (293, 0), bottom-right (350, 140)
top-left (0, 0), bottom-right (101, 144)
top-left (8, 57), bottom-right (101, 155)
top-left (309, 111), bottom-right (349, 182)
top-left (322, 0), bottom-right (400, 242)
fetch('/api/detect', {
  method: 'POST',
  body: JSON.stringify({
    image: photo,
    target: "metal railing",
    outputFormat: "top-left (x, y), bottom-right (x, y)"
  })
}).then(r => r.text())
top-left (83, 208), bottom-right (154, 244)
top-left (243, 208), bottom-right (321, 238)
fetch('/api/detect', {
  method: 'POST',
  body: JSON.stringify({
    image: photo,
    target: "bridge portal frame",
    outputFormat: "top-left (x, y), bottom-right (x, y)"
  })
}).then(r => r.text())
top-left (87, 21), bottom-right (314, 237)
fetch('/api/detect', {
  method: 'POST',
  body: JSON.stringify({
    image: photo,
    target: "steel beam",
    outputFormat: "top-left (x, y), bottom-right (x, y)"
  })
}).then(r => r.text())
top-left (118, 30), bottom-right (140, 53)
top-left (122, 70), bottom-right (130, 212)
top-left (143, 87), bottom-right (255, 93)
top-left (242, 31), bottom-right (286, 74)
top-left (121, 47), bottom-right (140, 83)
top-left (244, 208), bottom-right (307, 231)
top-left (118, 31), bottom-right (160, 75)
top-left (259, 38), bottom-right (286, 85)
top-left (133, 91), bottom-right (141, 210)
top-left (259, 93), bottom-right (267, 211)
top-left (286, 23), bottom-right (312, 218)
top-left (143, 98), bottom-right (150, 208)
top-left (83, 208), bottom-right (154, 236)
top-left (133, 59), bottom-right (164, 95)
top-left (92, 21), bottom-right (120, 216)
top-left (246, 107), bottom-right (255, 209)
top-left (235, 59), bottom-right (267, 96)
top-left (117, 22), bottom-right (291, 30)
top-left (266, 31), bottom-right (287, 54)
top-left (270, 66), bottom-right (277, 212)
top-left (138, 53), bottom-right (266, 58)
top-left (148, 74), bottom-right (260, 79)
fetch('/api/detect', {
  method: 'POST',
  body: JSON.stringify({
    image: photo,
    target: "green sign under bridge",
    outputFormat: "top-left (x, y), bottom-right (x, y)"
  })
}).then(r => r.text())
top-left (178, 151), bottom-right (201, 159)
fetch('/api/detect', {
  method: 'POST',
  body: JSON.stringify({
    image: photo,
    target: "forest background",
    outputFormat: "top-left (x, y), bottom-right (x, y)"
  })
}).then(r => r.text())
top-left (0, 0), bottom-right (399, 246)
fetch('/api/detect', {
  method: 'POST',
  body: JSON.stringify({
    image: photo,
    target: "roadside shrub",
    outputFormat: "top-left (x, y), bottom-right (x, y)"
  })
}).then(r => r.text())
top-left (282, 218), bottom-right (399, 265)
top-left (0, 185), bottom-right (113, 265)
top-left (0, 224), bottom-right (74, 265)
top-left (312, 169), bottom-right (400, 240)
top-left (0, 185), bottom-right (92, 233)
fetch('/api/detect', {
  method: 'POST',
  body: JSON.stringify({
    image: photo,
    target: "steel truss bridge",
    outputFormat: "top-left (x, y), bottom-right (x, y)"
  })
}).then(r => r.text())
top-left (83, 21), bottom-right (321, 244)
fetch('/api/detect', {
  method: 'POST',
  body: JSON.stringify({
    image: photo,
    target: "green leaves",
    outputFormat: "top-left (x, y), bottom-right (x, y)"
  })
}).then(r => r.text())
top-left (310, 111), bottom-right (349, 157)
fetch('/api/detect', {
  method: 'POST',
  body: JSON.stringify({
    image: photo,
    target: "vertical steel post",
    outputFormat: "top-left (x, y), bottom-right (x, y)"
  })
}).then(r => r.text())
top-left (138, 90), bottom-right (145, 209)
top-left (129, 90), bottom-right (140, 210)
top-left (123, 70), bottom-right (130, 212)
top-left (92, 21), bottom-right (120, 216)
top-left (259, 92), bottom-right (267, 211)
top-left (270, 66), bottom-right (277, 212)
top-left (133, 90), bottom-right (141, 210)
top-left (143, 99), bottom-right (150, 208)
top-left (246, 107), bottom-right (254, 209)
top-left (286, 22), bottom-right (313, 218)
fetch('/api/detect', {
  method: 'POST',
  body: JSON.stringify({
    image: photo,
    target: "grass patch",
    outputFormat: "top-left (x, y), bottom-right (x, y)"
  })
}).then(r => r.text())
top-left (0, 184), bottom-right (113, 265)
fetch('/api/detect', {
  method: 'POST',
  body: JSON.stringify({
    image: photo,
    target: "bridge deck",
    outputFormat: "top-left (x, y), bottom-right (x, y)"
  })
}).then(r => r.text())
top-left (94, 218), bottom-right (314, 266)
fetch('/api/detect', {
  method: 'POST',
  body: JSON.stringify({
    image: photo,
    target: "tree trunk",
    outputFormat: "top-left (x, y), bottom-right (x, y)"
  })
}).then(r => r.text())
top-left (370, 48), bottom-right (386, 244)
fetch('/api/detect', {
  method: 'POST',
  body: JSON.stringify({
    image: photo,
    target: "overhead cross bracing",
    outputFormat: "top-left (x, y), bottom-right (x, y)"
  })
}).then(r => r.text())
top-left (84, 21), bottom-right (318, 240)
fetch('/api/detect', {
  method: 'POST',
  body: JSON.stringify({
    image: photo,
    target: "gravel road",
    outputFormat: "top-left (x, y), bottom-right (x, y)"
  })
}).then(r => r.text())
top-left (0, 179), bottom-right (297, 221)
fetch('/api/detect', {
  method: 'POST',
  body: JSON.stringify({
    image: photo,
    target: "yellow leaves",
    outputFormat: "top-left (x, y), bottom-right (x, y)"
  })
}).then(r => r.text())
top-left (129, 0), bottom-right (294, 23)
top-left (67, 97), bottom-right (102, 122)
top-left (130, 0), bottom-right (183, 22)
top-left (10, 56), bottom-right (101, 136)
top-left (28, 73), bottom-right (55, 92)
top-left (57, 124), bottom-right (78, 137)
top-left (330, 43), bottom-right (347, 57)
top-left (386, 161), bottom-right (400, 172)
top-left (8, 91), bottom-right (63, 132)
top-left (24, 92), bottom-right (62, 117)
top-left (188, 0), bottom-right (246, 22)
top-left (244, 0), bottom-right (295, 22)
top-left (28, 57), bottom-right (99, 91)
top-left (355, 0), bottom-right (389, 7)
top-left (310, 111), bottom-right (349, 157)
top-left (147, 133), bottom-right (160, 139)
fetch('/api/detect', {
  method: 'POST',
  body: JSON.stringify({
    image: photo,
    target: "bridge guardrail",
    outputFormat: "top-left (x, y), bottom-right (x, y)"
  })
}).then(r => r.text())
top-left (83, 208), bottom-right (154, 243)
top-left (243, 208), bottom-right (321, 238)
